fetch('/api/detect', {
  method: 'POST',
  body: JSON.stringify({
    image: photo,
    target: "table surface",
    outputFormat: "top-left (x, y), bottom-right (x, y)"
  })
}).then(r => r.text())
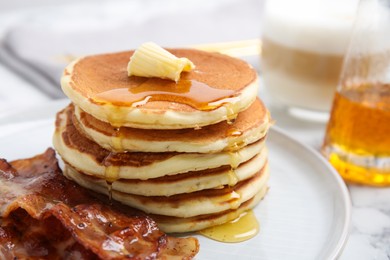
top-left (0, 1), bottom-right (389, 259)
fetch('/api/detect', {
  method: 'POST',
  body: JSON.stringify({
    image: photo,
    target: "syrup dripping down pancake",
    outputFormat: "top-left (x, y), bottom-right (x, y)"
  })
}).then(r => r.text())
top-left (53, 105), bottom-right (266, 180)
top-left (152, 186), bottom-right (268, 233)
top-left (62, 148), bottom-right (268, 197)
top-left (61, 49), bottom-right (258, 129)
top-left (63, 163), bottom-right (269, 218)
top-left (72, 98), bottom-right (270, 153)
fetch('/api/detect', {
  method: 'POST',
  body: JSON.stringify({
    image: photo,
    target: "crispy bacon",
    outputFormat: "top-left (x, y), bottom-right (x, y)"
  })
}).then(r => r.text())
top-left (0, 148), bottom-right (199, 259)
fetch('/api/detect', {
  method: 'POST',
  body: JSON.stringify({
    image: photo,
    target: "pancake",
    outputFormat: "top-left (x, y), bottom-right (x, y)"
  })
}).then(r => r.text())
top-left (63, 163), bottom-right (269, 218)
top-left (153, 186), bottom-right (268, 233)
top-left (72, 98), bottom-right (270, 153)
top-left (53, 106), bottom-right (266, 180)
top-left (63, 149), bottom-right (267, 196)
top-left (61, 49), bottom-right (258, 129)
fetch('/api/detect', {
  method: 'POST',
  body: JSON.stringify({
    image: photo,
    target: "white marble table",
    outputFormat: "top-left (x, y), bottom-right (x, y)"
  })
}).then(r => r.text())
top-left (0, 1), bottom-right (389, 259)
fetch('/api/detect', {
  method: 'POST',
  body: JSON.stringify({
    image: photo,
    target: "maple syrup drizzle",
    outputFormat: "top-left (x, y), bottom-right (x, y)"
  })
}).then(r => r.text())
top-left (93, 79), bottom-right (237, 110)
top-left (198, 210), bottom-right (259, 243)
top-left (227, 169), bottom-right (239, 186)
top-left (102, 154), bottom-right (120, 202)
top-left (229, 152), bottom-right (241, 169)
top-left (226, 128), bottom-right (243, 137)
top-left (226, 128), bottom-right (242, 195)
top-left (104, 128), bottom-right (126, 199)
top-left (226, 128), bottom-right (246, 152)
top-left (111, 127), bottom-right (123, 151)
top-left (227, 191), bottom-right (241, 210)
top-left (92, 79), bottom-right (241, 127)
top-left (223, 102), bottom-right (239, 125)
top-left (230, 141), bottom-right (246, 152)
top-left (224, 157), bottom-right (240, 219)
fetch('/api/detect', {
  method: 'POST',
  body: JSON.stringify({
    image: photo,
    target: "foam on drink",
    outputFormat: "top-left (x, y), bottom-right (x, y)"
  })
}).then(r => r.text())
top-left (261, 0), bottom-right (358, 112)
top-left (263, 0), bottom-right (358, 55)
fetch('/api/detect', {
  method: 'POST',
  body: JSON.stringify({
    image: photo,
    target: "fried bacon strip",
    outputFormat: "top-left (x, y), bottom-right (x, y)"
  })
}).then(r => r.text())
top-left (0, 148), bottom-right (199, 259)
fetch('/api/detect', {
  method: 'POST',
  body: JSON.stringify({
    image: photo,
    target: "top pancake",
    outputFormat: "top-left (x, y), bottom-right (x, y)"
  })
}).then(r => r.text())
top-left (61, 49), bottom-right (258, 129)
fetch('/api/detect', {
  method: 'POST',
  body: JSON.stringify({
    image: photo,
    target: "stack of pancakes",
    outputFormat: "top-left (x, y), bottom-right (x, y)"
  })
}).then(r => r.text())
top-left (53, 49), bottom-right (271, 233)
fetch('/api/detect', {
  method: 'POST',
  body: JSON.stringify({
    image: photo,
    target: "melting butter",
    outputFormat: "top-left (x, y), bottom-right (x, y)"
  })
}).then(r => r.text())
top-left (127, 42), bottom-right (194, 82)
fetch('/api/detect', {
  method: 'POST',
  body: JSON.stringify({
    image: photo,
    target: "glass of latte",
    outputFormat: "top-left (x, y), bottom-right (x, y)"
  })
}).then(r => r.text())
top-left (322, 0), bottom-right (390, 186)
top-left (261, 0), bottom-right (358, 118)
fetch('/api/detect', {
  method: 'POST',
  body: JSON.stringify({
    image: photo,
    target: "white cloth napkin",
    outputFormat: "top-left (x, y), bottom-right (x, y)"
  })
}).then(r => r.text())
top-left (0, 0), bottom-right (263, 98)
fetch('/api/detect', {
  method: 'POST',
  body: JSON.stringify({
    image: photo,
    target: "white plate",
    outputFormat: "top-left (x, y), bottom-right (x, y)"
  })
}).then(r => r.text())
top-left (0, 100), bottom-right (350, 260)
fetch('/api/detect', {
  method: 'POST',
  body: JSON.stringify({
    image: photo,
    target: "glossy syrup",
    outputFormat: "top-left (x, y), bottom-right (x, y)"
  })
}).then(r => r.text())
top-left (102, 155), bottom-right (120, 202)
top-left (111, 127), bottom-right (123, 151)
top-left (222, 100), bottom-right (241, 125)
top-left (322, 83), bottom-right (390, 186)
top-left (198, 210), bottom-right (259, 243)
top-left (93, 79), bottom-right (236, 109)
top-left (225, 128), bottom-right (245, 187)
top-left (226, 128), bottom-right (243, 137)
top-left (225, 148), bottom-right (241, 187)
top-left (200, 126), bottom-right (261, 243)
top-left (91, 78), bottom-right (240, 127)
top-left (103, 127), bottom-right (127, 200)
top-left (227, 170), bottom-right (239, 186)
top-left (226, 128), bottom-right (246, 151)
top-left (226, 190), bottom-right (241, 210)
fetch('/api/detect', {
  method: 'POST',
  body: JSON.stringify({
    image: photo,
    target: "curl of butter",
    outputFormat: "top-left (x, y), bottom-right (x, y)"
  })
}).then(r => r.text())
top-left (127, 42), bottom-right (195, 82)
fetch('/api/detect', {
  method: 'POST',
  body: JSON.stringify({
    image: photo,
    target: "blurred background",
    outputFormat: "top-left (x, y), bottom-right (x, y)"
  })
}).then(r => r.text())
top-left (0, 0), bottom-right (262, 110)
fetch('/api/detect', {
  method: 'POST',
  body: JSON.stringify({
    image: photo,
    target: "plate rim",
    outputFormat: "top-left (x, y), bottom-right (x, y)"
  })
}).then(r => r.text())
top-left (269, 125), bottom-right (351, 259)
